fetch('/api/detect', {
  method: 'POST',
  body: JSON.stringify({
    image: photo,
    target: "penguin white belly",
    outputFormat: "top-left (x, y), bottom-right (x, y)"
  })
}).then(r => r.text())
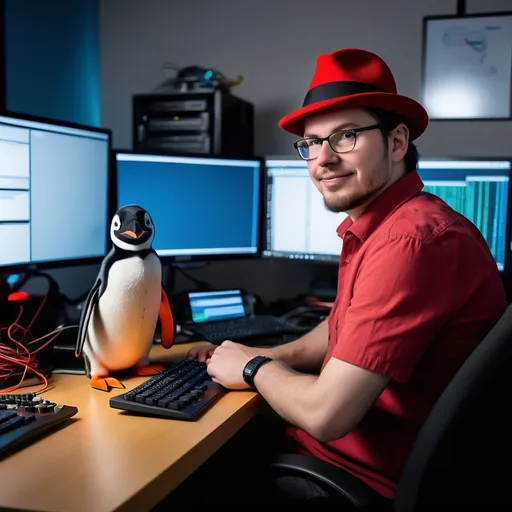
top-left (85, 253), bottom-right (162, 372)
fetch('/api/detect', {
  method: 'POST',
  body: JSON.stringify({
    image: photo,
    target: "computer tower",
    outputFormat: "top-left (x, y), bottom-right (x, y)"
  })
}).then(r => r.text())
top-left (133, 90), bottom-right (254, 157)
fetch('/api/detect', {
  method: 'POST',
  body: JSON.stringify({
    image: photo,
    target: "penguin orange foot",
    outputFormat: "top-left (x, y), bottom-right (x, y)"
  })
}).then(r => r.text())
top-left (90, 376), bottom-right (125, 392)
top-left (134, 364), bottom-right (166, 376)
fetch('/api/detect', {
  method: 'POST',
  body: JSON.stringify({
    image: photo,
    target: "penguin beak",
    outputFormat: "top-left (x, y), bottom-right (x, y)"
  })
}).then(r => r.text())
top-left (121, 230), bottom-right (140, 239)
top-left (121, 221), bottom-right (145, 239)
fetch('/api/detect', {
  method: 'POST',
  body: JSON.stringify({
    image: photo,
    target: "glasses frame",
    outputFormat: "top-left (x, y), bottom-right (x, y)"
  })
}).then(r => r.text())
top-left (294, 123), bottom-right (382, 161)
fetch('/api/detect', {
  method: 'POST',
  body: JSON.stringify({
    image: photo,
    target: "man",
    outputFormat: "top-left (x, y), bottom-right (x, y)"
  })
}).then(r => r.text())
top-left (187, 48), bottom-right (508, 501)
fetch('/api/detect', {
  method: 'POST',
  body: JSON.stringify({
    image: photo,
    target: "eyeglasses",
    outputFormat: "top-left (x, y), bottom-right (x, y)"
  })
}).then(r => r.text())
top-left (294, 124), bottom-right (382, 161)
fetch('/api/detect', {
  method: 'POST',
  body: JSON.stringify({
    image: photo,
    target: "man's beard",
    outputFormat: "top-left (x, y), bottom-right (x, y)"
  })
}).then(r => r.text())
top-left (323, 185), bottom-right (384, 213)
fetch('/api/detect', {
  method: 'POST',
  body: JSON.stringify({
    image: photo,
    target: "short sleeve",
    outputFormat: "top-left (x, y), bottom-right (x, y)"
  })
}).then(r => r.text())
top-left (333, 233), bottom-right (456, 383)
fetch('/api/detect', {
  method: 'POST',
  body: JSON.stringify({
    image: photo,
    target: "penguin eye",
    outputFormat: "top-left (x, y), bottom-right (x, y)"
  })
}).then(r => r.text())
top-left (112, 216), bottom-right (121, 230)
top-left (144, 214), bottom-right (152, 228)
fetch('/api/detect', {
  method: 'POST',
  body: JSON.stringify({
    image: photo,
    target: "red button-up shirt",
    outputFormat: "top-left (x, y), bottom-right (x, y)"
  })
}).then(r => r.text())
top-left (287, 171), bottom-right (508, 498)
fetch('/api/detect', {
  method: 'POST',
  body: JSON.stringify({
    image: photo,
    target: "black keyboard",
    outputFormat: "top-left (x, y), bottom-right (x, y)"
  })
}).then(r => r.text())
top-left (0, 393), bottom-right (78, 458)
top-left (186, 315), bottom-right (290, 344)
top-left (109, 357), bottom-right (226, 421)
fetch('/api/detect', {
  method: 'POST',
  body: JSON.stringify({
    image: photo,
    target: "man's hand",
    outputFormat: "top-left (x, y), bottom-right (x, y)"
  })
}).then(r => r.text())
top-left (207, 340), bottom-right (262, 389)
top-left (186, 343), bottom-right (217, 363)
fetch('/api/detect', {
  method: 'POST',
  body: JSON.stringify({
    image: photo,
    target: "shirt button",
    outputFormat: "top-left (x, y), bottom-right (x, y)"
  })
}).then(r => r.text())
top-left (345, 257), bottom-right (350, 264)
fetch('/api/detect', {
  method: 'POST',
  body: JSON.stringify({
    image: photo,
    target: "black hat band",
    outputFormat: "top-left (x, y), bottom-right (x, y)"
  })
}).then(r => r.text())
top-left (303, 81), bottom-right (386, 107)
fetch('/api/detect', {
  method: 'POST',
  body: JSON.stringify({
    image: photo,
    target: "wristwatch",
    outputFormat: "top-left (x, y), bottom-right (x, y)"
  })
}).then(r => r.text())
top-left (243, 355), bottom-right (273, 389)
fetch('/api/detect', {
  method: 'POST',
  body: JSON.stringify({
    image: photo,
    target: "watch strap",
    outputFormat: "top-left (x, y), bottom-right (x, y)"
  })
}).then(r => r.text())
top-left (243, 355), bottom-right (272, 388)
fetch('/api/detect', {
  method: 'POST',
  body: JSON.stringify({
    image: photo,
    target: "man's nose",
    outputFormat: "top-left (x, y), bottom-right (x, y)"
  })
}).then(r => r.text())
top-left (316, 140), bottom-right (340, 167)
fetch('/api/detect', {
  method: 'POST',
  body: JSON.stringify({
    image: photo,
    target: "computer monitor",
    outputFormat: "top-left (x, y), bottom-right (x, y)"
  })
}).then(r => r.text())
top-left (114, 151), bottom-right (262, 261)
top-left (418, 158), bottom-right (511, 272)
top-left (0, 111), bottom-right (111, 273)
top-left (263, 159), bottom-right (346, 263)
top-left (263, 157), bottom-right (512, 272)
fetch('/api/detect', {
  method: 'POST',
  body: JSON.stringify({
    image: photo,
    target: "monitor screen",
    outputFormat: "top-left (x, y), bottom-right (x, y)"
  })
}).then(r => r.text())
top-left (0, 112), bottom-right (111, 272)
top-left (188, 289), bottom-right (246, 323)
top-left (115, 152), bottom-right (262, 260)
top-left (418, 159), bottom-right (511, 272)
top-left (263, 159), bottom-right (346, 262)
top-left (264, 158), bottom-right (511, 271)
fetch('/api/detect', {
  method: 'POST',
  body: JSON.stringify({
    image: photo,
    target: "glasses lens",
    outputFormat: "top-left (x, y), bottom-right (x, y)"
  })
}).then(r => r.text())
top-left (296, 141), bottom-right (311, 160)
top-left (330, 131), bottom-right (356, 153)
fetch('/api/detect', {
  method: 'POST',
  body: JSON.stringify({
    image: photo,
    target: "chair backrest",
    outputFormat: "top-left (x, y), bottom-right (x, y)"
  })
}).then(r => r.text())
top-left (394, 304), bottom-right (512, 511)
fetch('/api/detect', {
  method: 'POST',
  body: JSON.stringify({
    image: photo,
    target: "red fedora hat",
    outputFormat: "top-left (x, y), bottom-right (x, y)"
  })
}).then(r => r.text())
top-left (278, 48), bottom-right (429, 140)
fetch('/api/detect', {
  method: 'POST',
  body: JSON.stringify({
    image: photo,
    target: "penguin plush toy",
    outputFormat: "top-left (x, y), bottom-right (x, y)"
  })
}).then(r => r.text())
top-left (75, 205), bottom-right (176, 391)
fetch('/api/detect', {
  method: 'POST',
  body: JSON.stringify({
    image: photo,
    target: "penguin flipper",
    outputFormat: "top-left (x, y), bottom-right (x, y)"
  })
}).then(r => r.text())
top-left (75, 280), bottom-right (101, 359)
top-left (159, 286), bottom-right (176, 349)
top-left (75, 247), bottom-right (117, 359)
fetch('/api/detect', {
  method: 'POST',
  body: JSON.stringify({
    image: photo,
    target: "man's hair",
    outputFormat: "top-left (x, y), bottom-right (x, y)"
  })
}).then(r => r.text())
top-left (365, 107), bottom-right (419, 173)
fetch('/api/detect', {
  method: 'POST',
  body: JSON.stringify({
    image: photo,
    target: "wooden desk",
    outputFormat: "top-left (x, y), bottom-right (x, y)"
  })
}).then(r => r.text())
top-left (0, 342), bottom-right (261, 512)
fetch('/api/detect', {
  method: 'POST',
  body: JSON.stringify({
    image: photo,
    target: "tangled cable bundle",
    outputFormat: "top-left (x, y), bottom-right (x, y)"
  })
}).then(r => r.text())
top-left (0, 293), bottom-right (75, 394)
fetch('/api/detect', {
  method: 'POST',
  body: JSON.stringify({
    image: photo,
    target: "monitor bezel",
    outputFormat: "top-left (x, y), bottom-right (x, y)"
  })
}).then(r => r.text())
top-left (0, 109), bottom-right (113, 275)
top-left (262, 155), bottom-right (512, 275)
top-left (111, 148), bottom-right (265, 264)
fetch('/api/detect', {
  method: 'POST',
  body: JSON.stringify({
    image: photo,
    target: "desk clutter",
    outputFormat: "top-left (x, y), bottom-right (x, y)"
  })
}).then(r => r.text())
top-left (0, 356), bottom-right (227, 459)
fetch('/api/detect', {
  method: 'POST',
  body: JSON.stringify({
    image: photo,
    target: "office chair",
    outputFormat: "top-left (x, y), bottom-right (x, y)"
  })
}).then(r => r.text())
top-left (271, 303), bottom-right (512, 510)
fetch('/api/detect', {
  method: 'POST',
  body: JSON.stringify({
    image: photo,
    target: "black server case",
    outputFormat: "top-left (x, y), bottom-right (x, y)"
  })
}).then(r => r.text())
top-left (133, 90), bottom-right (254, 158)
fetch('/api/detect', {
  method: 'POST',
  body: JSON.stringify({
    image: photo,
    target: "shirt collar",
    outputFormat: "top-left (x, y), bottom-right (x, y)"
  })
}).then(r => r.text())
top-left (336, 171), bottom-right (424, 240)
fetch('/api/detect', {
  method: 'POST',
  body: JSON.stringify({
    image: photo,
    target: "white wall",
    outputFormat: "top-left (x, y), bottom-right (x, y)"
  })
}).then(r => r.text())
top-left (100, 0), bottom-right (512, 158)
top-left (99, 0), bottom-right (512, 303)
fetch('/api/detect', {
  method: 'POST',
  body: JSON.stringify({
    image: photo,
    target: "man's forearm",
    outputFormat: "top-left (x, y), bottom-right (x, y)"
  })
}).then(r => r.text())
top-left (252, 359), bottom-right (319, 431)
top-left (257, 319), bottom-right (328, 372)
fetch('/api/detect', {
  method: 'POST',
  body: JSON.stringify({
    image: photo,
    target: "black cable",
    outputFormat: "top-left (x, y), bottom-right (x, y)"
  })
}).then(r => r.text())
top-left (173, 263), bottom-right (215, 291)
top-left (9, 271), bottom-right (60, 297)
top-left (63, 290), bottom-right (90, 306)
top-left (19, 271), bottom-right (89, 306)
top-left (7, 271), bottom-right (83, 310)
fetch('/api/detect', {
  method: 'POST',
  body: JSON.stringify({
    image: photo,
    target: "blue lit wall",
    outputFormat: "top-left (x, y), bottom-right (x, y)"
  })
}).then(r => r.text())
top-left (4, 0), bottom-right (100, 127)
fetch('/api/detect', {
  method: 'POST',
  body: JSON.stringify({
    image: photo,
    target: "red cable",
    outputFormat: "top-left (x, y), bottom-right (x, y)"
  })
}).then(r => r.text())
top-left (0, 293), bottom-right (60, 394)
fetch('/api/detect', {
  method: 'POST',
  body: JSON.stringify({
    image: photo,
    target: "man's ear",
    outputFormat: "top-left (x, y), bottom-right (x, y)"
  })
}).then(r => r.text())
top-left (389, 123), bottom-right (409, 163)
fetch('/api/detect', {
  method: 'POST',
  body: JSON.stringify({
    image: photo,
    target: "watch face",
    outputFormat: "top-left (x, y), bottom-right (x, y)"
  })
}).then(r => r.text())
top-left (243, 356), bottom-right (271, 387)
top-left (245, 361), bottom-right (256, 375)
